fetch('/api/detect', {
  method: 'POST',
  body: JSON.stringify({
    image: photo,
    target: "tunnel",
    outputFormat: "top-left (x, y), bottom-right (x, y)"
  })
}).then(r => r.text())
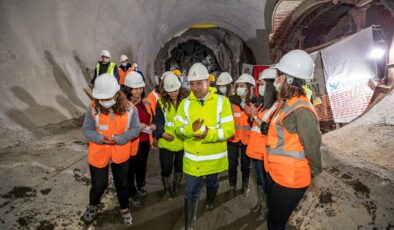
top-left (0, 0), bottom-right (393, 229)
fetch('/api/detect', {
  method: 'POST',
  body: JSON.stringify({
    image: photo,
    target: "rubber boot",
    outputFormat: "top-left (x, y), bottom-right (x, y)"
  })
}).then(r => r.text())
top-left (251, 186), bottom-right (264, 214)
top-left (185, 199), bottom-right (198, 230)
top-left (161, 176), bottom-right (173, 197)
top-left (242, 180), bottom-right (250, 197)
top-left (173, 172), bottom-right (183, 195)
top-left (205, 187), bottom-right (218, 210)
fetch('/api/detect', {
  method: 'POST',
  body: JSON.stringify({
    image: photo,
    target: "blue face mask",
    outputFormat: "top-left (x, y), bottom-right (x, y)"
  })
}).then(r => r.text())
top-left (236, 87), bottom-right (247, 97)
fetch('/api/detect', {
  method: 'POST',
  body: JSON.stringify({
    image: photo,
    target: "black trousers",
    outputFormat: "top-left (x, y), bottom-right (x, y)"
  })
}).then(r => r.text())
top-left (128, 141), bottom-right (150, 196)
top-left (89, 161), bottom-right (129, 209)
top-left (266, 173), bottom-right (307, 230)
top-left (227, 141), bottom-right (250, 186)
top-left (159, 148), bottom-right (184, 177)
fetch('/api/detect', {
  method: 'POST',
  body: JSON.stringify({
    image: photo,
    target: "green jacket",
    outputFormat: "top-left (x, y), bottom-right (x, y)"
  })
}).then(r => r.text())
top-left (175, 87), bottom-right (235, 176)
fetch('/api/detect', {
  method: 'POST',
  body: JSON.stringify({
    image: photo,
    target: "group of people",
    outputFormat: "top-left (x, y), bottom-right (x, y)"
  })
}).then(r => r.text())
top-left (81, 48), bottom-right (322, 230)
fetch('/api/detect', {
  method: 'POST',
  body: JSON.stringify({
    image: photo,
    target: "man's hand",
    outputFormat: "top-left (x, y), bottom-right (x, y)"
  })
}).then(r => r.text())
top-left (103, 136), bottom-right (116, 144)
top-left (193, 126), bottom-right (208, 140)
top-left (192, 119), bottom-right (204, 132)
top-left (162, 132), bottom-right (174, 142)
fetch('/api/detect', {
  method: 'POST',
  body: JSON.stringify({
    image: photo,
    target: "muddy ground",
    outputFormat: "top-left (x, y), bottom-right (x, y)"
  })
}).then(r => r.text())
top-left (0, 119), bottom-right (393, 229)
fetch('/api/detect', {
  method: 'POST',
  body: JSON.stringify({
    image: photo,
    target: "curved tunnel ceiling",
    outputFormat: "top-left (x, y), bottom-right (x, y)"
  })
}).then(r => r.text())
top-left (0, 0), bottom-right (274, 141)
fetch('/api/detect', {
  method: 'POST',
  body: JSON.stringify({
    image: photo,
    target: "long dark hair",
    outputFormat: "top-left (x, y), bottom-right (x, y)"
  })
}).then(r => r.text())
top-left (122, 86), bottom-right (148, 114)
top-left (217, 84), bottom-right (232, 98)
top-left (159, 87), bottom-right (188, 112)
top-left (94, 91), bottom-right (129, 115)
top-left (262, 80), bottom-right (277, 110)
top-left (280, 77), bottom-right (306, 99)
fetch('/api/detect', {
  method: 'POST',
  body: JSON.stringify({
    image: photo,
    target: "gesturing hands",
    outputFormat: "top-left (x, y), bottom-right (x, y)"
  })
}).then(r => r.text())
top-left (192, 118), bottom-right (208, 140)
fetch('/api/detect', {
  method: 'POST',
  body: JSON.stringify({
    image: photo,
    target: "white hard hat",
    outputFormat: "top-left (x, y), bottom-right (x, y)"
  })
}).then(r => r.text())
top-left (235, 73), bottom-right (255, 86)
top-left (216, 72), bottom-right (233, 86)
top-left (258, 68), bottom-right (277, 80)
top-left (163, 72), bottom-right (181, 92)
top-left (274, 49), bottom-right (314, 80)
top-left (160, 71), bottom-right (174, 80)
top-left (92, 73), bottom-right (120, 99)
top-left (120, 55), bottom-right (128, 62)
top-left (124, 71), bottom-right (145, 88)
top-left (100, 50), bottom-right (111, 58)
top-left (187, 63), bottom-right (209, 81)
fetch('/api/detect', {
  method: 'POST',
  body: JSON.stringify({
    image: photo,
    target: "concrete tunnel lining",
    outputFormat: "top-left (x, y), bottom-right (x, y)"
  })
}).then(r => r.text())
top-left (0, 0), bottom-right (270, 144)
top-left (1, 0), bottom-right (393, 229)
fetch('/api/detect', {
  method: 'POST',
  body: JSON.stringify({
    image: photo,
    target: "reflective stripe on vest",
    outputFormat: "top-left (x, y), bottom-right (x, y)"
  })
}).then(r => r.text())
top-left (184, 151), bottom-right (227, 162)
top-left (96, 62), bottom-right (116, 77)
top-left (268, 100), bottom-right (314, 159)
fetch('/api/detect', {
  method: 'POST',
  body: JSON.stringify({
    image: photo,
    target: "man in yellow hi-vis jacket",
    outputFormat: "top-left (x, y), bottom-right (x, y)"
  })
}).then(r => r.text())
top-left (175, 63), bottom-right (235, 230)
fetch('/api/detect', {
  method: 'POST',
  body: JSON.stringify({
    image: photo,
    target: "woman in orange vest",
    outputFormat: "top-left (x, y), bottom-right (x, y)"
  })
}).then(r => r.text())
top-left (245, 68), bottom-right (279, 220)
top-left (123, 71), bottom-right (155, 207)
top-left (266, 50), bottom-right (322, 230)
top-left (82, 73), bottom-right (141, 225)
top-left (227, 73), bottom-right (255, 196)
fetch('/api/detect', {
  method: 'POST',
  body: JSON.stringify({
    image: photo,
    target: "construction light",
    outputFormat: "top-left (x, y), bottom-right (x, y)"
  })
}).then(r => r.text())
top-left (370, 47), bottom-right (385, 59)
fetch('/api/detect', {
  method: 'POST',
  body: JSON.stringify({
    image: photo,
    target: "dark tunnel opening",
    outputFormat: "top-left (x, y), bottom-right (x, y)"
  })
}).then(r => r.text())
top-left (154, 27), bottom-right (256, 81)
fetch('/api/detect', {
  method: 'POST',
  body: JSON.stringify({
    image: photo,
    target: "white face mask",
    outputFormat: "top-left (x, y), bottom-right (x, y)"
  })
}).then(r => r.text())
top-left (236, 87), bottom-right (247, 97)
top-left (273, 79), bottom-right (282, 93)
top-left (99, 98), bottom-right (116, 108)
top-left (121, 62), bottom-right (127, 67)
top-left (258, 85), bottom-right (266, 96)
top-left (218, 86), bottom-right (227, 95)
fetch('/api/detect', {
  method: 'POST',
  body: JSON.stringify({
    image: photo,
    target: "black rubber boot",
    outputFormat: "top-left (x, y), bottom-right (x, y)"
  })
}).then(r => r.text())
top-left (161, 176), bottom-right (173, 197)
top-left (251, 186), bottom-right (264, 214)
top-left (205, 187), bottom-right (218, 210)
top-left (185, 199), bottom-right (198, 230)
top-left (173, 172), bottom-right (183, 195)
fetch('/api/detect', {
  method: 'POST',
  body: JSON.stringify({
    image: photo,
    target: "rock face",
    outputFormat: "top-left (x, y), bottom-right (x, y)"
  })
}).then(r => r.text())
top-left (0, 0), bottom-right (272, 147)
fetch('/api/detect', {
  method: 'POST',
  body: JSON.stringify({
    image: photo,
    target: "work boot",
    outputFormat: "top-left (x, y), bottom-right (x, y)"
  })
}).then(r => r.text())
top-left (242, 181), bottom-right (249, 197)
top-left (185, 199), bottom-right (198, 230)
top-left (161, 176), bottom-right (173, 197)
top-left (229, 185), bottom-right (236, 197)
top-left (251, 186), bottom-right (264, 214)
top-left (255, 190), bottom-right (267, 221)
top-left (205, 187), bottom-right (218, 210)
top-left (173, 172), bottom-right (183, 195)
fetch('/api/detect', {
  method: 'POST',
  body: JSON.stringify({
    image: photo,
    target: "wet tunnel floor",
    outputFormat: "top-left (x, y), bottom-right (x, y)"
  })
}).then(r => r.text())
top-left (0, 126), bottom-right (393, 229)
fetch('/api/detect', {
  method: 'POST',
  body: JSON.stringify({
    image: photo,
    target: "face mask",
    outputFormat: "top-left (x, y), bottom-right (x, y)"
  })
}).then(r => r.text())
top-left (99, 98), bottom-right (116, 108)
top-left (273, 80), bottom-right (282, 93)
top-left (236, 87), bottom-right (247, 97)
top-left (121, 62), bottom-right (127, 67)
top-left (219, 86), bottom-right (227, 95)
top-left (258, 85), bottom-right (266, 96)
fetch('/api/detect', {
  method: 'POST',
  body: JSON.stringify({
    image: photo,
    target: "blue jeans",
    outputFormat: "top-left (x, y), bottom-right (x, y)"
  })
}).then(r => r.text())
top-left (185, 173), bottom-right (219, 201)
top-left (251, 159), bottom-right (266, 191)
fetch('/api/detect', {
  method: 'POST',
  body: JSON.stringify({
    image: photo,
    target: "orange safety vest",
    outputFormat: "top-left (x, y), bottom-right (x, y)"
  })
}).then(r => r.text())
top-left (266, 96), bottom-right (317, 188)
top-left (246, 101), bottom-right (281, 161)
top-left (228, 104), bottom-right (242, 143)
top-left (147, 90), bottom-right (160, 116)
top-left (88, 101), bottom-right (136, 168)
top-left (118, 67), bottom-right (133, 86)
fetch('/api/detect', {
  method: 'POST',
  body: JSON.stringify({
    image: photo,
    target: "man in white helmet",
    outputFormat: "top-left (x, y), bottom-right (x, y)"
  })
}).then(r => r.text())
top-left (174, 63), bottom-right (235, 230)
top-left (91, 50), bottom-right (120, 86)
top-left (118, 55), bottom-right (132, 87)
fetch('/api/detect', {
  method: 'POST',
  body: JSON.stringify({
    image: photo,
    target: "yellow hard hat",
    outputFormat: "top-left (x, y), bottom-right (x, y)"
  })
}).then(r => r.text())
top-left (208, 74), bottom-right (215, 82)
top-left (172, 69), bottom-right (182, 77)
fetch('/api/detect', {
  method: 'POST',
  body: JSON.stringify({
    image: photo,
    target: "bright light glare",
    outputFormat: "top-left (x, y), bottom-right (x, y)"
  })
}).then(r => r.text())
top-left (370, 48), bottom-right (385, 59)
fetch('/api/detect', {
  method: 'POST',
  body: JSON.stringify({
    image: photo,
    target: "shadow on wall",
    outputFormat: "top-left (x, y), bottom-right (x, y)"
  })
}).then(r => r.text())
top-left (73, 50), bottom-right (92, 86)
top-left (44, 50), bottom-right (85, 109)
top-left (6, 86), bottom-right (68, 137)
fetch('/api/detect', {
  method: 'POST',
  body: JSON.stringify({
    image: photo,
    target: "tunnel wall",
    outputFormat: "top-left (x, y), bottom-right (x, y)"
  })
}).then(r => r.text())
top-left (0, 0), bottom-right (272, 146)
